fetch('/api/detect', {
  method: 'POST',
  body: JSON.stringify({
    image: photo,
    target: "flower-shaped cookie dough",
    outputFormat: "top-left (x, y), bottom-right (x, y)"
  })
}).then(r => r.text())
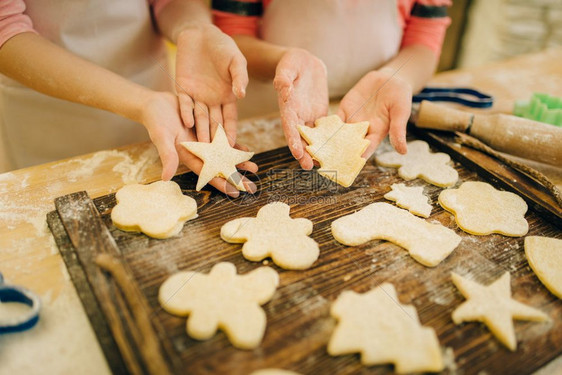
top-left (439, 181), bottom-right (528, 236)
top-left (376, 140), bottom-right (458, 187)
top-left (221, 202), bottom-right (319, 270)
top-left (328, 284), bottom-right (443, 373)
top-left (159, 262), bottom-right (279, 349)
top-left (111, 180), bottom-right (197, 239)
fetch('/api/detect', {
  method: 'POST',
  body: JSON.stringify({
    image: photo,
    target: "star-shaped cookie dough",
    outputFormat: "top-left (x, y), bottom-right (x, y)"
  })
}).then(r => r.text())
top-left (111, 181), bottom-right (198, 239)
top-left (439, 181), bottom-right (528, 236)
top-left (221, 202), bottom-right (319, 270)
top-left (181, 125), bottom-right (254, 191)
top-left (298, 115), bottom-right (370, 187)
top-left (376, 140), bottom-right (458, 187)
top-left (159, 262), bottom-right (279, 349)
top-left (451, 272), bottom-right (548, 351)
top-left (384, 183), bottom-right (432, 218)
top-left (328, 284), bottom-right (443, 373)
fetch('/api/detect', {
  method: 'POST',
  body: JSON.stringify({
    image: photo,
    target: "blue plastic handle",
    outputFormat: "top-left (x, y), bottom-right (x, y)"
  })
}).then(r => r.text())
top-left (413, 87), bottom-right (494, 108)
top-left (0, 272), bottom-right (41, 334)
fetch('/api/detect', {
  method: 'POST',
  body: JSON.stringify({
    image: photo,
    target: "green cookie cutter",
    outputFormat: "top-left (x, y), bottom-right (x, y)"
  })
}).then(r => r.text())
top-left (514, 93), bottom-right (562, 127)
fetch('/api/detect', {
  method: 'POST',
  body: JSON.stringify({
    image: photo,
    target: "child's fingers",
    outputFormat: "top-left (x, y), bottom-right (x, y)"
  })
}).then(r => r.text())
top-left (222, 102), bottom-right (238, 146)
top-left (236, 161), bottom-right (258, 173)
top-left (361, 117), bottom-right (389, 159)
top-left (230, 55), bottom-right (248, 99)
top-left (297, 138), bottom-right (314, 170)
top-left (151, 133), bottom-right (179, 181)
top-left (273, 69), bottom-right (297, 103)
top-left (209, 105), bottom-right (224, 139)
top-left (178, 92), bottom-right (195, 128)
top-left (388, 103), bottom-right (410, 155)
top-left (208, 177), bottom-right (240, 198)
top-left (194, 101), bottom-right (211, 142)
top-left (280, 108), bottom-right (304, 160)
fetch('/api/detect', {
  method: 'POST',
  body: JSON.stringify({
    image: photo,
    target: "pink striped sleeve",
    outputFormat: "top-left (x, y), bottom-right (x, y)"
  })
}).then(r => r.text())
top-left (0, 0), bottom-right (37, 48)
top-left (212, 0), bottom-right (262, 37)
top-left (398, 0), bottom-right (451, 57)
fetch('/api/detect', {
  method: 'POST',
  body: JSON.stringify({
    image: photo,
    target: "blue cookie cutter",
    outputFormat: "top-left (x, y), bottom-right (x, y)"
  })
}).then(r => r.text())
top-left (413, 87), bottom-right (494, 108)
top-left (0, 272), bottom-right (41, 334)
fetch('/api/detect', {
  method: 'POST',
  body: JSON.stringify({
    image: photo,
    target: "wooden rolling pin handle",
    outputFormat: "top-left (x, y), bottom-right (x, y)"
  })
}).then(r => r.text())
top-left (416, 100), bottom-right (473, 132)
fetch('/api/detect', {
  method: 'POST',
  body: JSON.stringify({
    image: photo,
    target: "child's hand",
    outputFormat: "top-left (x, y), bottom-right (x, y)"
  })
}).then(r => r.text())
top-left (337, 69), bottom-right (411, 159)
top-left (142, 92), bottom-right (257, 197)
top-left (273, 48), bottom-right (329, 170)
top-left (175, 24), bottom-right (248, 145)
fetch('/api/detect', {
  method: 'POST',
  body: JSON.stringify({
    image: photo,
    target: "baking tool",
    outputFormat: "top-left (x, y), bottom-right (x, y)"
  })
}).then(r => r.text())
top-left (47, 146), bottom-right (562, 374)
top-left (415, 100), bottom-right (562, 166)
top-left (413, 87), bottom-right (493, 108)
top-left (0, 272), bottom-right (41, 333)
top-left (514, 93), bottom-right (562, 127)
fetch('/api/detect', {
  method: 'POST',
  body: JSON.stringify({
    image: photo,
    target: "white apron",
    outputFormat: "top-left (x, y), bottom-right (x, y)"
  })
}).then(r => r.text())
top-left (0, 0), bottom-right (171, 170)
top-left (238, 0), bottom-right (402, 119)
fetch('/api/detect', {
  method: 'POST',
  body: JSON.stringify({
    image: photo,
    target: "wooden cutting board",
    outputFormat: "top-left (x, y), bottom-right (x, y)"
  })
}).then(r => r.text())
top-left (47, 138), bottom-right (562, 375)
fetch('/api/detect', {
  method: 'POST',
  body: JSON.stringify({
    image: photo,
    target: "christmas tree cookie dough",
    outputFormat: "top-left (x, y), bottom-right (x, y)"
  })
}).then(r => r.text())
top-left (111, 180), bottom-right (197, 239)
top-left (331, 202), bottom-right (460, 267)
top-left (384, 183), bottom-right (432, 218)
top-left (525, 236), bottom-right (562, 299)
top-left (159, 262), bottom-right (278, 349)
top-left (439, 181), bottom-right (528, 236)
top-left (298, 115), bottom-right (370, 187)
top-left (451, 272), bottom-right (548, 351)
top-left (328, 284), bottom-right (443, 373)
top-left (376, 140), bottom-right (458, 187)
top-left (221, 202), bottom-right (319, 270)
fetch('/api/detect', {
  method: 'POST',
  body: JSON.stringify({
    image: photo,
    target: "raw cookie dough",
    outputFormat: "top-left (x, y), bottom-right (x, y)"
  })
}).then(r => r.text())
top-left (384, 183), bottom-right (432, 218)
top-left (221, 202), bottom-right (319, 270)
top-left (159, 262), bottom-right (278, 349)
top-left (111, 180), bottom-right (197, 239)
top-left (525, 236), bottom-right (562, 299)
top-left (376, 140), bottom-right (458, 187)
top-left (181, 125), bottom-right (254, 191)
top-left (328, 283), bottom-right (443, 373)
top-left (331, 202), bottom-right (461, 267)
top-left (250, 370), bottom-right (302, 375)
top-left (298, 115), bottom-right (370, 187)
top-left (451, 272), bottom-right (548, 351)
top-left (439, 181), bottom-right (528, 236)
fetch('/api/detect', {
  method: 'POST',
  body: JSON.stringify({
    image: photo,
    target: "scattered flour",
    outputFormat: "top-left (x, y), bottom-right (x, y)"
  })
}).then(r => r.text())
top-left (52, 146), bottom-right (160, 184)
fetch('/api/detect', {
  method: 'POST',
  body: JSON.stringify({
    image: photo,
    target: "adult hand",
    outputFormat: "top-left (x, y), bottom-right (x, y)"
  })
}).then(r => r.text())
top-left (141, 92), bottom-right (257, 197)
top-left (337, 69), bottom-right (411, 159)
top-left (273, 48), bottom-right (329, 170)
top-left (175, 24), bottom-right (248, 145)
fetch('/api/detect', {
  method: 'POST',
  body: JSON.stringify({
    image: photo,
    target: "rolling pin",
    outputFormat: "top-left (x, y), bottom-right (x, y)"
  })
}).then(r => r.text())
top-left (416, 100), bottom-right (562, 166)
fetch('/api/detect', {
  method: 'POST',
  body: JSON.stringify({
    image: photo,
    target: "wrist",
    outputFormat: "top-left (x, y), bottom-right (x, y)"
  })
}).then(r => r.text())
top-left (175, 23), bottom-right (216, 45)
top-left (376, 67), bottom-right (414, 92)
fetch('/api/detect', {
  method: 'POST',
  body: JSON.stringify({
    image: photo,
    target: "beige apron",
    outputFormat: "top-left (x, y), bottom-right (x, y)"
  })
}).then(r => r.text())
top-left (238, 0), bottom-right (402, 119)
top-left (0, 0), bottom-right (171, 170)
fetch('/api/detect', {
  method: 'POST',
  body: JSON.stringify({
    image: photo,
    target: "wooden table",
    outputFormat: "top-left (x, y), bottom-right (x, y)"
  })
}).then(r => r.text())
top-left (1, 49), bottom-right (561, 374)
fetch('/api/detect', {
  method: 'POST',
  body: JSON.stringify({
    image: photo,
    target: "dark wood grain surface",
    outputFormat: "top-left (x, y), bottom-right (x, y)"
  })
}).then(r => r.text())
top-left (48, 137), bottom-right (562, 375)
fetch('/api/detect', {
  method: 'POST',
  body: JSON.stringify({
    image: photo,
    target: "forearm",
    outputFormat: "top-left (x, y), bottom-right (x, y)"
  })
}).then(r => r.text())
top-left (0, 32), bottom-right (153, 123)
top-left (233, 35), bottom-right (287, 81)
top-left (155, 0), bottom-right (211, 43)
top-left (379, 44), bottom-right (438, 93)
